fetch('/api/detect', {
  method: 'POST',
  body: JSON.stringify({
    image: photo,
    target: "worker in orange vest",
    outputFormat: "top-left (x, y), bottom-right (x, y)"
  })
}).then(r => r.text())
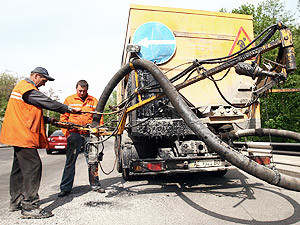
top-left (0, 67), bottom-right (80, 219)
top-left (58, 80), bottom-right (104, 197)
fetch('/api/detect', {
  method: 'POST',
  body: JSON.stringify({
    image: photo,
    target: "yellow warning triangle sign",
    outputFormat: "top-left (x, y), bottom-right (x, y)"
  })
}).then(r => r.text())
top-left (228, 26), bottom-right (255, 55)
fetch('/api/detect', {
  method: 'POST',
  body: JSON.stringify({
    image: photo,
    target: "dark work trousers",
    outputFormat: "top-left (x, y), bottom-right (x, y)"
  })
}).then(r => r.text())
top-left (10, 147), bottom-right (42, 211)
top-left (60, 133), bottom-right (101, 192)
top-left (60, 133), bottom-right (83, 192)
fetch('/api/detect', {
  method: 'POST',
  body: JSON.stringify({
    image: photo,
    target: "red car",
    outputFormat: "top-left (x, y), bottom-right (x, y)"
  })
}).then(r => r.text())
top-left (46, 130), bottom-right (67, 154)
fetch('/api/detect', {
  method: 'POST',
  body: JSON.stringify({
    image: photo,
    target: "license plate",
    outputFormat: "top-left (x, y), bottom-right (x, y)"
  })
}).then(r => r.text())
top-left (189, 159), bottom-right (223, 168)
top-left (54, 145), bottom-right (65, 149)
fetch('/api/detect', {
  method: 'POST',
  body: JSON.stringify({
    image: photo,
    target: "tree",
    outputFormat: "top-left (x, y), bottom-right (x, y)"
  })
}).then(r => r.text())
top-left (221, 0), bottom-right (300, 141)
top-left (230, 0), bottom-right (295, 35)
top-left (103, 90), bottom-right (117, 130)
top-left (0, 72), bottom-right (20, 126)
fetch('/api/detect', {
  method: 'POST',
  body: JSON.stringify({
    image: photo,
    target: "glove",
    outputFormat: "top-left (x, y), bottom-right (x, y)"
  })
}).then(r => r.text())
top-left (71, 107), bottom-right (81, 114)
top-left (67, 106), bottom-right (82, 114)
top-left (50, 118), bottom-right (59, 125)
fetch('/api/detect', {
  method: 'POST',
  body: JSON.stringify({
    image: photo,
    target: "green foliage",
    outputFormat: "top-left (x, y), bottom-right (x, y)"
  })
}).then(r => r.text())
top-left (103, 90), bottom-right (117, 130)
top-left (288, 24), bottom-right (300, 87)
top-left (259, 92), bottom-right (300, 142)
top-left (231, 0), bottom-right (295, 36)
top-left (222, 0), bottom-right (300, 142)
top-left (231, 0), bottom-right (296, 63)
top-left (0, 72), bottom-right (20, 125)
top-left (219, 8), bottom-right (228, 13)
top-left (46, 110), bottom-right (61, 136)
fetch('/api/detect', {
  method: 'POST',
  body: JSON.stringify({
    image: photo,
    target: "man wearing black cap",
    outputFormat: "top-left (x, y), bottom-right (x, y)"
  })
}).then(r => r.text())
top-left (0, 67), bottom-right (80, 219)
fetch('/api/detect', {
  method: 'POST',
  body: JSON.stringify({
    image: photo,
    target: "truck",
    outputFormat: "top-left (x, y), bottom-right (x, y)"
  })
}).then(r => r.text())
top-left (88, 4), bottom-right (296, 182)
top-left (108, 4), bottom-right (272, 180)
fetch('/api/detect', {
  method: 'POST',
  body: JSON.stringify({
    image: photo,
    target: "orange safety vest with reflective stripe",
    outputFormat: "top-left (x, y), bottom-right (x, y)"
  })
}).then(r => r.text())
top-left (60, 93), bottom-right (103, 137)
top-left (0, 79), bottom-right (48, 148)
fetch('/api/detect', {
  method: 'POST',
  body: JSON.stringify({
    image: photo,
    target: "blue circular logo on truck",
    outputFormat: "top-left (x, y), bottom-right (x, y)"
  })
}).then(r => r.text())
top-left (132, 21), bottom-right (176, 65)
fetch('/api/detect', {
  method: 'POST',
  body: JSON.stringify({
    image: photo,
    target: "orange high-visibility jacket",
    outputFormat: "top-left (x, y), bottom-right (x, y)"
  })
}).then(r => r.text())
top-left (60, 93), bottom-right (103, 137)
top-left (0, 80), bottom-right (48, 148)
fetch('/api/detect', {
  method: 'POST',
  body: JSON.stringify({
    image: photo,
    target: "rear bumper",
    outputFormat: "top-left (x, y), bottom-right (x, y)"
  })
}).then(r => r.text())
top-left (127, 157), bottom-right (234, 176)
top-left (129, 166), bottom-right (235, 176)
top-left (47, 147), bottom-right (66, 151)
top-left (47, 145), bottom-right (67, 150)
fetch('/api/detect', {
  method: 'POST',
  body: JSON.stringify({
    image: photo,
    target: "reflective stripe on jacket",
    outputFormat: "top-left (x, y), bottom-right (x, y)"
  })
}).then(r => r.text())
top-left (60, 93), bottom-right (103, 137)
top-left (0, 79), bottom-right (48, 148)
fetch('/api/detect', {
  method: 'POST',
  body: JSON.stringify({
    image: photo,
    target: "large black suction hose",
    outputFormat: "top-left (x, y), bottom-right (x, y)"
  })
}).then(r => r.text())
top-left (93, 59), bottom-right (300, 192)
top-left (92, 64), bottom-right (132, 127)
top-left (233, 128), bottom-right (300, 142)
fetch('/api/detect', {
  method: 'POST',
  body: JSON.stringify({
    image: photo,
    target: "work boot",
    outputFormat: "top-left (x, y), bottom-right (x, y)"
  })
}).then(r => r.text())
top-left (9, 204), bottom-right (22, 212)
top-left (9, 197), bottom-right (22, 212)
top-left (93, 187), bottom-right (105, 193)
top-left (21, 208), bottom-right (53, 219)
top-left (57, 190), bottom-right (70, 197)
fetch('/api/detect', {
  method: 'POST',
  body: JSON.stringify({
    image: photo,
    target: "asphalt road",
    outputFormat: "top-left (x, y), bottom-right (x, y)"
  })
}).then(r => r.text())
top-left (1, 139), bottom-right (300, 225)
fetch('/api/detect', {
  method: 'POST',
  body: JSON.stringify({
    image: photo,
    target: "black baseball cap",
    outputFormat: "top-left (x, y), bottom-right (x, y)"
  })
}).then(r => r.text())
top-left (31, 67), bottom-right (55, 81)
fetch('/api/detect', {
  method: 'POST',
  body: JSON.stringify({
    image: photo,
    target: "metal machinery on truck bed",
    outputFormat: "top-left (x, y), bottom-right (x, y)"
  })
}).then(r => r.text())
top-left (87, 3), bottom-right (297, 187)
top-left (114, 5), bottom-right (271, 180)
top-left (88, 2), bottom-right (299, 189)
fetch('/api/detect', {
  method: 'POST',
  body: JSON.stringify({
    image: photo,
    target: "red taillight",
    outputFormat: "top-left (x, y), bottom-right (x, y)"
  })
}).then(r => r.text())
top-left (146, 162), bottom-right (162, 171)
top-left (252, 156), bottom-right (271, 165)
top-left (133, 162), bottom-right (163, 172)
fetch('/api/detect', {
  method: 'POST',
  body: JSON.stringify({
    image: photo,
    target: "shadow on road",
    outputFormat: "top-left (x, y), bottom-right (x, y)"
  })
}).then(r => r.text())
top-left (103, 169), bottom-right (300, 225)
top-left (37, 169), bottom-right (300, 225)
top-left (40, 185), bottom-right (90, 212)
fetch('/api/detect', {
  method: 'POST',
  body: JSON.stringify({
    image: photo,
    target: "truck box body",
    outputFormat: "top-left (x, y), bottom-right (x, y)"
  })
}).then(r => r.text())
top-left (121, 4), bottom-right (260, 129)
top-left (116, 5), bottom-right (266, 180)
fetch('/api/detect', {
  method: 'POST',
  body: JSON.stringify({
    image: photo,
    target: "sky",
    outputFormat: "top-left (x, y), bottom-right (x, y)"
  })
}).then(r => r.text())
top-left (0, 0), bottom-right (298, 102)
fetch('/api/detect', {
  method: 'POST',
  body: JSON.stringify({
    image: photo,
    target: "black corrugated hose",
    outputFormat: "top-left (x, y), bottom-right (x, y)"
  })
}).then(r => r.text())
top-left (92, 58), bottom-right (300, 192)
top-left (233, 128), bottom-right (300, 142)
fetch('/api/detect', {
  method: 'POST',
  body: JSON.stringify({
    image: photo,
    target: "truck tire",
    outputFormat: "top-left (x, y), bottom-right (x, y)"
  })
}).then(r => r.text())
top-left (121, 139), bottom-right (138, 181)
top-left (117, 155), bottom-right (122, 173)
top-left (122, 167), bottom-right (133, 181)
top-left (114, 135), bottom-right (122, 173)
